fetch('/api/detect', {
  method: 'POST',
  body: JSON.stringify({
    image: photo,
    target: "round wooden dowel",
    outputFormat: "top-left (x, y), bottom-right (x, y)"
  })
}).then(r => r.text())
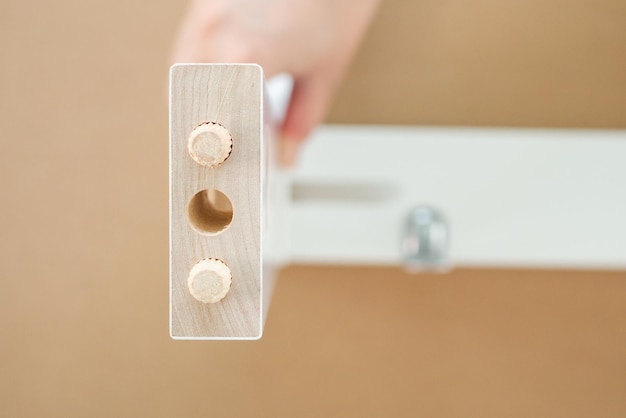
top-left (187, 258), bottom-right (232, 303)
top-left (187, 122), bottom-right (232, 167)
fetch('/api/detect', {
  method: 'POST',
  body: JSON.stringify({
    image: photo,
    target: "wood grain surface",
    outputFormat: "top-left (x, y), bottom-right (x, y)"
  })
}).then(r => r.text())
top-left (0, 0), bottom-right (625, 417)
top-left (170, 64), bottom-right (263, 338)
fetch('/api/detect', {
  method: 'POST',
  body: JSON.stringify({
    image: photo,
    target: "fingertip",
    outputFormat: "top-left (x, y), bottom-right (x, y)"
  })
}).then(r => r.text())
top-left (278, 136), bottom-right (300, 168)
top-left (281, 78), bottom-right (331, 140)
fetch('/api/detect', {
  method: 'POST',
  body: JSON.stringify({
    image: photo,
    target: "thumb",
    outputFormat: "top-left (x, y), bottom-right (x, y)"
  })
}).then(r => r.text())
top-left (279, 75), bottom-right (336, 166)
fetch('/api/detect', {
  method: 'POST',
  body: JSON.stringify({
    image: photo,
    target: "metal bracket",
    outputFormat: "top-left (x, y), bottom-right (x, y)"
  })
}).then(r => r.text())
top-left (401, 206), bottom-right (450, 273)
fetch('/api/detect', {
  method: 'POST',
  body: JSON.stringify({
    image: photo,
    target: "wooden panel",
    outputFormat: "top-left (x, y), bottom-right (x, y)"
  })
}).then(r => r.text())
top-left (170, 64), bottom-right (263, 339)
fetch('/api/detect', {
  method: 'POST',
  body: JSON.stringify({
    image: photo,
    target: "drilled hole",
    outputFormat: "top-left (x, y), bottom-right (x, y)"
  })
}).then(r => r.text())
top-left (187, 189), bottom-right (233, 235)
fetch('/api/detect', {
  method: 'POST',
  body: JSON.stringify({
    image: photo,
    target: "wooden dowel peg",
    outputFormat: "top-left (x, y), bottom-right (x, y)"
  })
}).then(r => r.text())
top-left (187, 258), bottom-right (232, 304)
top-left (187, 122), bottom-right (233, 167)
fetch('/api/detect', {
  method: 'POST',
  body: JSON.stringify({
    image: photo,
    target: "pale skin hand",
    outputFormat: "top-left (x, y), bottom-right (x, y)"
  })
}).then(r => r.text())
top-left (171, 0), bottom-right (381, 165)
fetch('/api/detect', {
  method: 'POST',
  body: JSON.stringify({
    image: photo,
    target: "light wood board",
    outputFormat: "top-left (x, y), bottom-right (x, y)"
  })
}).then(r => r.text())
top-left (170, 64), bottom-right (263, 339)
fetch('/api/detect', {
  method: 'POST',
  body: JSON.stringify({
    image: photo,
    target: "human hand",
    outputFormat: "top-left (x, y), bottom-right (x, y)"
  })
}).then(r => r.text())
top-left (171, 0), bottom-right (380, 165)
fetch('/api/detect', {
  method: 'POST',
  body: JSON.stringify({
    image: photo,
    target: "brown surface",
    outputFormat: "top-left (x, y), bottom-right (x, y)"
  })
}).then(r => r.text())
top-left (1, 0), bottom-right (625, 417)
top-left (331, 0), bottom-right (626, 127)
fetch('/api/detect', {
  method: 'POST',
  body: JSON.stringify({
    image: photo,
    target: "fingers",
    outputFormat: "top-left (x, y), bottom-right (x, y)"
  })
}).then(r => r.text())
top-left (279, 75), bottom-right (337, 166)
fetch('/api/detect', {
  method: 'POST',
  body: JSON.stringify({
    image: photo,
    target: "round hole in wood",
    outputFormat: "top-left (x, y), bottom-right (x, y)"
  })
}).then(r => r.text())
top-left (187, 189), bottom-right (233, 235)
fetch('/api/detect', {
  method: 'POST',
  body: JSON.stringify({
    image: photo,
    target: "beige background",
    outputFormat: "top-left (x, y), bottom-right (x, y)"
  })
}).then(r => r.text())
top-left (1, 0), bottom-right (625, 416)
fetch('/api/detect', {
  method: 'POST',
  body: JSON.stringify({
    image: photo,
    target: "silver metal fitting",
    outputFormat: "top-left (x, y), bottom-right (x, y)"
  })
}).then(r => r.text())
top-left (401, 206), bottom-right (450, 272)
